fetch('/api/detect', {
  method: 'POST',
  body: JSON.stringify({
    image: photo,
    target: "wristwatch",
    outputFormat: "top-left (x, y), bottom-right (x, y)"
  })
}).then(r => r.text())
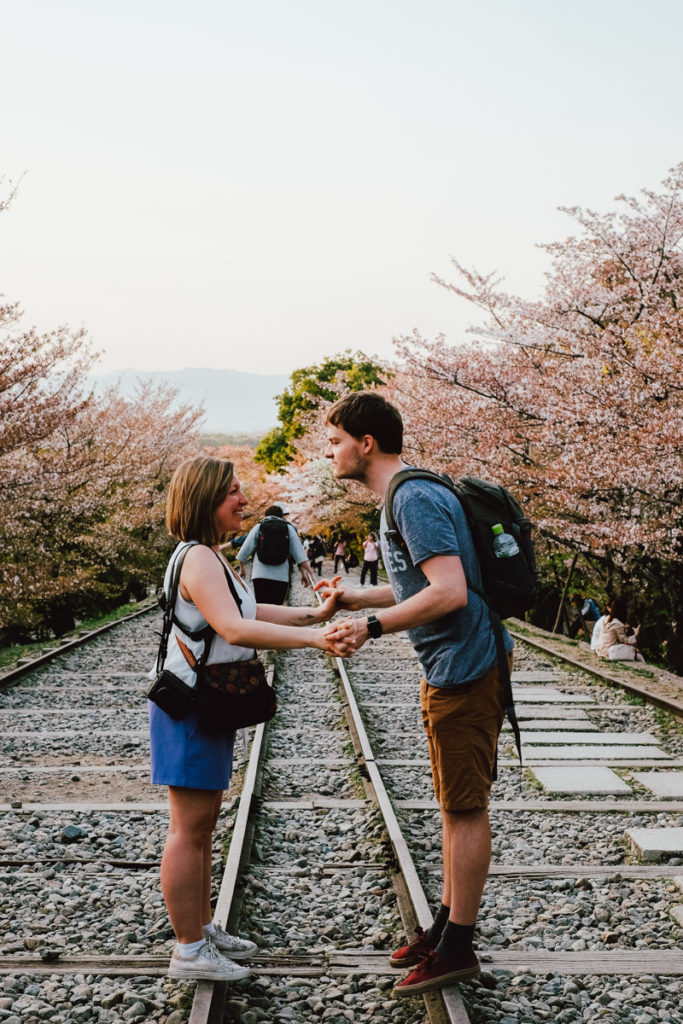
top-left (366, 614), bottom-right (383, 639)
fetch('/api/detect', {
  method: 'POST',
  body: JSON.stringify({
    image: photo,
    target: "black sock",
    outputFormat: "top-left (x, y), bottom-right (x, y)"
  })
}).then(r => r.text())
top-left (435, 921), bottom-right (475, 958)
top-left (423, 903), bottom-right (450, 945)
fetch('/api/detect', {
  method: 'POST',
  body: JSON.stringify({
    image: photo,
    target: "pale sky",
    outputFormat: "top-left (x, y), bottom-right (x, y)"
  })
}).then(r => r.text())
top-left (2, 0), bottom-right (682, 376)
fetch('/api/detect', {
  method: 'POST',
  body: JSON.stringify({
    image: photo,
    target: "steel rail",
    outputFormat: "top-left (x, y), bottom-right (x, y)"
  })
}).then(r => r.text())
top-left (188, 663), bottom-right (273, 1024)
top-left (507, 625), bottom-right (683, 719)
top-left (0, 601), bottom-right (158, 688)
top-left (332, 646), bottom-right (472, 1024)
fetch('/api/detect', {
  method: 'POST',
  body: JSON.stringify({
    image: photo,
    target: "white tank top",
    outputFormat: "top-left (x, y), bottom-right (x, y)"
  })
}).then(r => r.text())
top-left (156, 545), bottom-right (258, 689)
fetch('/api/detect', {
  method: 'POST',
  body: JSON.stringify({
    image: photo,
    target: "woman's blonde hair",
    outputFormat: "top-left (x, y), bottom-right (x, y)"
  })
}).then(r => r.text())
top-left (166, 455), bottom-right (235, 546)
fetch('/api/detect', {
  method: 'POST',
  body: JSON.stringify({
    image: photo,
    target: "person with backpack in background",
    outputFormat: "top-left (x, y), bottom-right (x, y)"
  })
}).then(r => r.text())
top-left (317, 391), bottom-right (523, 997)
top-left (237, 505), bottom-right (313, 605)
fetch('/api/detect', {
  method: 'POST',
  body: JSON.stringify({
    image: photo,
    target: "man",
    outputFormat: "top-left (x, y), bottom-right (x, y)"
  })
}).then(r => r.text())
top-left (319, 391), bottom-right (513, 996)
top-left (237, 505), bottom-right (313, 604)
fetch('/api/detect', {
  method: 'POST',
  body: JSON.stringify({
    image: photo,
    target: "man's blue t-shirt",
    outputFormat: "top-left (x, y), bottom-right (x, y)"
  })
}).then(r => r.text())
top-left (379, 475), bottom-right (513, 687)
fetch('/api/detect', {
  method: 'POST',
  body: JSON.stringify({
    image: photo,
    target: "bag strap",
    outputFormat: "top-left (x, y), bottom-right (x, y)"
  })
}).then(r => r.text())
top-left (156, 542), bottom-right (198, 673)
top-left (191, 553), bottom-right (256, 678)
top-left (488, 607), bottom-right (523, 771)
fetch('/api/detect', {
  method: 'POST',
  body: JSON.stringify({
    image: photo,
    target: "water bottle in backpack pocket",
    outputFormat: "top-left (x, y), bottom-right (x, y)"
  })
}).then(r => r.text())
top-left (491, 523), bottom-right (520, 558)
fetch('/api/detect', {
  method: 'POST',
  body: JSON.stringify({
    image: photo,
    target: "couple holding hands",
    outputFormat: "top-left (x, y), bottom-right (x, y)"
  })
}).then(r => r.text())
top-left (153, 390), bottom-right (512, 998)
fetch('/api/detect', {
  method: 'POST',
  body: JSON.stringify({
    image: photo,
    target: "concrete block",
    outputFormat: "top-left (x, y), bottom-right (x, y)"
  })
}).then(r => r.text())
top-left (633, 772), bottom-right (683, 798)
top-left (511, 671), bottom-right (561, 683)
top-left (522, 745), bottom-right (672, 761)
top-left (515, 706), bottom-right (592, 721)
top-left (518, 720), bottom-right (599, 732)
top-left (531, 766), bottom-right (632, 795)
top-left (626, 827), bottom-right (683, 862)
top-left (511, 687), bottom-right (594, 704)
top-left (522, 731), bottom-right (658, 746)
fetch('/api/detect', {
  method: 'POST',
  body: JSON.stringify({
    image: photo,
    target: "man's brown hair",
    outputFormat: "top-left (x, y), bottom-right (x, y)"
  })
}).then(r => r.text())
top-left (326, 392), bottom-right (403, 454)
top-left (166, 455), bottom-right (235, 546)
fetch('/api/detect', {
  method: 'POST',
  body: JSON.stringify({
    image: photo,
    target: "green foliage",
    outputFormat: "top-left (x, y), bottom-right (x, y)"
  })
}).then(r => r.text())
top-left (254, 350), bottom-right (387, 473)
top-left (253, 427), bottom-right (298, 473)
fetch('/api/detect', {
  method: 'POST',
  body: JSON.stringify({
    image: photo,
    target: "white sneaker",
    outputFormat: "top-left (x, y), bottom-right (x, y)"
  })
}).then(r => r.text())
top-left (209, 925), bottom-right (258, 960)
top-left (167, 940), bottom-right (251, 981)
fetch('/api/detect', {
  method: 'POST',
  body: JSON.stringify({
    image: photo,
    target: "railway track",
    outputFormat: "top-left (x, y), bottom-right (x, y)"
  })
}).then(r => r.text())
top-left (1, 572), bottom-right (683, 1024)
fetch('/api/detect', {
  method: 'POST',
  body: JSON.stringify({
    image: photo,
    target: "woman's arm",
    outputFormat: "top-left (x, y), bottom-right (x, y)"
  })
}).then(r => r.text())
top-left (180, 545), bottom-right (349, 654)
top-left (256, 591), bottom-right (339, 626)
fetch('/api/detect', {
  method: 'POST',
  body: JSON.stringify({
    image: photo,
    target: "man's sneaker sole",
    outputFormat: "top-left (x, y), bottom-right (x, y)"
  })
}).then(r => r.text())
top-left (389, 950), bottom-right (430, 968)
top-left (394, 962), bottom-right (480, 995)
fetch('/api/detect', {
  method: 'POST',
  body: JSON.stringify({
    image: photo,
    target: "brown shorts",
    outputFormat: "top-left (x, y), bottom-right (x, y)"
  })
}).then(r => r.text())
top-left (420, 655), bottom-right (511, 812)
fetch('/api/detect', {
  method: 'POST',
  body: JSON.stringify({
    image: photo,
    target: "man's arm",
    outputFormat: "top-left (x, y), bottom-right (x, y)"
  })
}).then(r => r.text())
top-left (315, 578), bottom-right (396, 611)
top-left (326, 554), bottom-right (467, 649)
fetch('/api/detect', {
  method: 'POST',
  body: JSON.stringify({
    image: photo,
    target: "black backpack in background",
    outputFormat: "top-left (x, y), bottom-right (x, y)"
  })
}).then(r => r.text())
top-left (384, 468), bottom-right (540, 768)
top-left (256, 516), bottom-right (291, 565)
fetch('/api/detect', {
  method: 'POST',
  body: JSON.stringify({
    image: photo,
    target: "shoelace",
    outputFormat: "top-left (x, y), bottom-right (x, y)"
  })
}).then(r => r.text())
top-left (416, 951), bottom-right (438, 970)
top-left (214, 929), bottom-right (246, 948)
top-left (203, 943), bottom-right (225, 963)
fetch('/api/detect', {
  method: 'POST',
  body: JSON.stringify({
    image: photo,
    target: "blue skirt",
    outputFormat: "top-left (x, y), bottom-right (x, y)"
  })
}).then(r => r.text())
top-left (148, 701), bottom-right (234, 790)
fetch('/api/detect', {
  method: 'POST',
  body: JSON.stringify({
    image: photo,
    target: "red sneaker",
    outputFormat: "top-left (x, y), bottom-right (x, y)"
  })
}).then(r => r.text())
top-left (389, 926), bottom-right (435, 968)
top-left (393, 949), bottom-right (480, 995)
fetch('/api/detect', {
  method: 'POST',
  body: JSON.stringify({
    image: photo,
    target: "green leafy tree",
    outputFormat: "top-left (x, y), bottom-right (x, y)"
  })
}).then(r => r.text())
top-left (255, 350), bottom-right (386, 473)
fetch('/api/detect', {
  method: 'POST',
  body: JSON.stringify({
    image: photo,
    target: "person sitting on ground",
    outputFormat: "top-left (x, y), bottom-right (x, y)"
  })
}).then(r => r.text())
top-left (237, 505), bottom-right (313, 605)
top-left (590, 605), bottom-right (609, 652)
top-left (150, 456), bottom-right (354, 984)
top-left (594, 597), bottom-right (645, 662)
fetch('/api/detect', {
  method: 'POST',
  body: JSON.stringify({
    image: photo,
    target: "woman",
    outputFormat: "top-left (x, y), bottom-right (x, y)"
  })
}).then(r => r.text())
top-left (360, 532), bottom-right (379, 586)
top-left (594, 597), bottom-right (644, 662)
top-left (150, 455), bottom-right (351, 982)
top-left (334, 537), bottom-right (348, 573)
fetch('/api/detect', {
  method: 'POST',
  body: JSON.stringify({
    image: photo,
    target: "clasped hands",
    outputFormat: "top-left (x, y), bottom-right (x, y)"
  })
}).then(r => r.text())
top-left (315, 576), bottom-right (368, 658)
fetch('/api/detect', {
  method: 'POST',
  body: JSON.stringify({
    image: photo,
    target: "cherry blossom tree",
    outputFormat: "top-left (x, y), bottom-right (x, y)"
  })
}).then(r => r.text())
top-left (387, 164), bottom-right (683, 668)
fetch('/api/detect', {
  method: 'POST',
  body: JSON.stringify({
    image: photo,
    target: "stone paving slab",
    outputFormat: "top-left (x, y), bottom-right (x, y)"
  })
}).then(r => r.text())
top-left (516, 720), bottom-right (599, 732)
top-left (626, 827), bottom-right (683, 862)
top-left (514, 705), bottom-right (592, 720)
top-left (531, 766), bottom-right (632, 795)
top-left (510, 671), bottom-right (560, 683)
top-left (520, 744), bottom-right (672, 761)
top-left (521, 731), bottom-right (659, 745)
top-left (633, 772), bottom-right (683, 798)
top-left (511, 687), bottom-right (594, 704)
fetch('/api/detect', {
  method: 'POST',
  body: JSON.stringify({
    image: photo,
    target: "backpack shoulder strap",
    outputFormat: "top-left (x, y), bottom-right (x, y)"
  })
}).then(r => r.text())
top-left (384, 468), bottom-right (456, 544)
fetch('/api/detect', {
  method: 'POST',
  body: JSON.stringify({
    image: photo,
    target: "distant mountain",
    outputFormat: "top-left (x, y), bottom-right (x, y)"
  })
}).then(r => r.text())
top-left (88, 367), bottom-right (289, 434)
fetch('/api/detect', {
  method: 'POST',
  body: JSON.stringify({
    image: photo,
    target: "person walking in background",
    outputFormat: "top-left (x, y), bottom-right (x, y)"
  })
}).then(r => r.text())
top-left (318, 391), bottom-right (513, 996)
top-left (149, 456), bottom-right (353, 983)
top-left (360, 531), bottom-right (379, 586)
top-left (308, 535), bottom-right (326, 577)
top-left (237, 505), bottom-right (312, 605)
top-left (333, 536), bottom-right (349, 574)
